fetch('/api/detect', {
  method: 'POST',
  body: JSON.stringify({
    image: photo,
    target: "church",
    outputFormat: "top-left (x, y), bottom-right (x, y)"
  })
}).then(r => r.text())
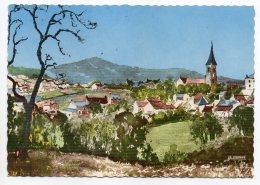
top-left (176, 42), bottom-right (218, 86)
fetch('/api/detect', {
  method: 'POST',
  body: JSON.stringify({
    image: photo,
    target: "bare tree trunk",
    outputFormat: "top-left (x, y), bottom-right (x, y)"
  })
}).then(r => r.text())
top-left (19, 69), bottom-right (45, 158)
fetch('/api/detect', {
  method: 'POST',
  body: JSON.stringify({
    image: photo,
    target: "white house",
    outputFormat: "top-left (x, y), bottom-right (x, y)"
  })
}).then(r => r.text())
top-left (133, 97), bottom-right (175, 118)
top-left (186, 93), bottom-right (208, 112)
top-left (242, 74), bottom-right (254, 96)
top-left (91, 83), bottom-right (103, 90)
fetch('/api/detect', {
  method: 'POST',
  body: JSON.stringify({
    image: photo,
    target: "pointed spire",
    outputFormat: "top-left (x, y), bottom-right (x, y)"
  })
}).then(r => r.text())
top-left (206, 42), bottom-right (217, 65)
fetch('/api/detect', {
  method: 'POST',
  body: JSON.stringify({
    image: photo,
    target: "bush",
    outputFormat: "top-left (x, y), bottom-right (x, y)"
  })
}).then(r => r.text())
top-left (163, 144), bottom-right (187, 164)
top-left (30, 114), bottom-right (64, 150)
top-left (185, 136), bottom-right (253, 164)
top-left (7, 94), bottom-right (26, 152)
top-left (229, 106), bottom-right (254, 136)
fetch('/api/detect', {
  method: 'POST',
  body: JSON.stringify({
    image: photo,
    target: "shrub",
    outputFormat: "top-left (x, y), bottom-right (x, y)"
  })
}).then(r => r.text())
top-left (163, 144), bottom-right (187, 164)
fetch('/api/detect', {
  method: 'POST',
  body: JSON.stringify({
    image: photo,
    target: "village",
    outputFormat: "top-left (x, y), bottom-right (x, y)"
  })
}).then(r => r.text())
top-left (7, 44), bottom-right (254, 123)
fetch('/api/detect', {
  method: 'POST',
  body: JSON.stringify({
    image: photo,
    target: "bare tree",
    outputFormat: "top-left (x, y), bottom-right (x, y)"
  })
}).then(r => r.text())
top-left (7, 5), bottom-right (97, 157)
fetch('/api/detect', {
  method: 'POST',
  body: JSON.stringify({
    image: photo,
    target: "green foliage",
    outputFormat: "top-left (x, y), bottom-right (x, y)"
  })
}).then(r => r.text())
top-left (88, 102), bottom-right (103, 115)
top-left (140, 143), bottom-right (159, 164)
top-left (229, 106), bottom-right (254, 136)
top-left (110, 112), bottom-right (149, 162)
top-left (177, 84), bottom-right (185, 93)
top-left (7, 95), bottom-right (26, 152)
top-left (211, 84), bottom-right (224, 94)
top-left (163, 144), bottom-right (187, 164)
top-left (30, 114), bottom-right (64, 150)
top-left (8, 65), bottom-right (49, 79)
top-left (151, 107), bottom-right (192, 125)
top-left (190, 113), bottom-right (223, 145)
top-left (104, 83), bottom-right (132, 89)
top-left (131, 80), bottom-right (176, 102)
top-left (152, 111), bottom-right (168, 124)
top-left (173, 106), bottom-right (192, 121)
top-left (207, 93), bottom-right (218, 103)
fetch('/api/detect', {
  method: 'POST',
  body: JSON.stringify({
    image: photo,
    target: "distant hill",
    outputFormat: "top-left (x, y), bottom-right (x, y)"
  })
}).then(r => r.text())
top-left (8, 65), bottom-right (41, 78)
top-left (8, 65), bottom-right (50, 79)
top-left (9, 57), bottom-right (243, 85)
top-left (48, 57), bottom-right (204, 84)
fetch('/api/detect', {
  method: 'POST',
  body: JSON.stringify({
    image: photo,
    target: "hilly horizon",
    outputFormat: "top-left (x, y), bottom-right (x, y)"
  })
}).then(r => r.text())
top-left (48, 57), bottom-right (205, 84)
top-left (9, 57), bottom-right (244, 84)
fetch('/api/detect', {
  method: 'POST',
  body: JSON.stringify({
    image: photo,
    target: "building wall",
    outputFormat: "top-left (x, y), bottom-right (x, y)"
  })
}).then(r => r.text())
top-left (206, 64), bottom-right (217, 86)
top-left (245, 78), bottom-right (254, 90)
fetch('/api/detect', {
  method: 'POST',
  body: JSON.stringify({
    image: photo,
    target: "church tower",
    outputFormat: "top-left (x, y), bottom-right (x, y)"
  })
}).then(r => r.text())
top-left (205, 42), bottom-right (217, 86)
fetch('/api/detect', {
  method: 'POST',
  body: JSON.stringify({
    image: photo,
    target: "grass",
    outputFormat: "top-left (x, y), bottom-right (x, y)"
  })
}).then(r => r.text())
top-left (146, 121), bottom-right (200, 161)
top-left (59, 101), bottom-right (70, 110)
top-left (38, 90), bottom-right (64, 99)
top-left (8, 150), bottom-right (253, 177)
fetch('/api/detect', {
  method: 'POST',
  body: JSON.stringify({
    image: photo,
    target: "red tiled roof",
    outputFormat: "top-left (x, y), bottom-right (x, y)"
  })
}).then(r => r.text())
top-left (214, 105), bottom-right (233, 111)
top-left (202, 105), bottom-right (213, 112)
top-left (234, 95), bottom-right (247, 102)
top-left (93, 83), bottom-right (103, 87)
top-left (247, 99), bottom-right (254, 104)
top-left (186, 78), bottom-right (206, 84)
top-left (43, 100), bottom-right (58, 106)
top-left (136, 101), bottom-right (148, 107)
top-left (194, 93), bottom-right (203, 101)
top-left (148, 98), bottom-right (175, 110)
top-left (87, 96), bottom-right (108, 104)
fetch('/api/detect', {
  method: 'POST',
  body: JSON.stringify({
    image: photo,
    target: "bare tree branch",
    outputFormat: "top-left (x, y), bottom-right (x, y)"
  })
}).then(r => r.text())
top-left (42, 73), bottom-right (67, 89)
top-left (23, 5), bottom-right (43, 39)
top-left (8, 7), bottom-right (28, 66)
top-left (44, 9), bottom-right (97, 36)
top-left (7, 75), bottom-right (27, 102)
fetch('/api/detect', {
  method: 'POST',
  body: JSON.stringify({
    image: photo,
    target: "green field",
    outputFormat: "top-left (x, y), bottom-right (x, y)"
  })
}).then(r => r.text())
top-left (38, 90), bottom-right (64, 99)
top-left (146, 121), bottom-right (200, 161)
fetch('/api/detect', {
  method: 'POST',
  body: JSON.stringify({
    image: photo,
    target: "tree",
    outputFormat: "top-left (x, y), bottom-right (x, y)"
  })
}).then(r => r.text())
top-left (7, 94), bottom-right (26, 152)
top-left (7, 5), bottom-right (97, 157)
top-left (229, 106), bottom-right (254, 136)
top-left (190, 113), bottom-right (223, 145)
top-left (110, 112), bottom-right (148, 162)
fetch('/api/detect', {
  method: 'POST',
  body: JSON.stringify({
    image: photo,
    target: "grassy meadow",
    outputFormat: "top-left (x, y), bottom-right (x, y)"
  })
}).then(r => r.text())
top-left (146, 121), bottom-right (200, 161)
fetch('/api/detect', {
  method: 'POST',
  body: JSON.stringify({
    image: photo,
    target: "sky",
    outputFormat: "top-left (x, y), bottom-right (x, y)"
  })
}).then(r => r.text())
top-left (9, 5), bottom-right (255, 79)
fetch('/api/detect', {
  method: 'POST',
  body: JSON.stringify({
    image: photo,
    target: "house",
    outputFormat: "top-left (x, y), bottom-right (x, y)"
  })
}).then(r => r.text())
top-left (77, 106), bottom-right (92, 118)
top-left (42, 100), bottom-right (59, 113)
top-left (67, 95), bottom-right (90, 110)
top-left (218, 91), bottom-right (226, 100)
top-left (186, 93), bottom-right (208, 112)
top-left (242, 74), bottom-right (254, 96)
top-left (245, 74), bottom-right (254, 90)
top-left (246, 99), bottom-right (254, 108)
top-left (233, 95), bottom-right (247, 105)
top-left (198, 105), bottom-right (214, 116)
top-left (108, 93), bottom-right (121, 104)
top-left (64, 95), bottom-right (92, 119)
top-left (213, 99), bottom-right (240, 117)
top-left (86, 95), bottom-right (108, 105)
top-left (133, 97), bottom-right (175, 117)
top-left (173, 93), bottom-right (190, 102)
top-left (91, 83), bottom-right (103, 90)
top-left (214, 105), bottom-right (233, 118)
top-left (172, 93), bottom-right (191, 108)
top-left (35, 100), bottom-right (59, 119)
top-left (176, 76), bottom-right (206, 86)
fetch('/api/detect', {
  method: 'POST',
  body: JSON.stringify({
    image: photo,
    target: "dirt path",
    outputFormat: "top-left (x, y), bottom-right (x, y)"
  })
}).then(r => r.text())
top-left (51, 153), bottom-right (253, 177)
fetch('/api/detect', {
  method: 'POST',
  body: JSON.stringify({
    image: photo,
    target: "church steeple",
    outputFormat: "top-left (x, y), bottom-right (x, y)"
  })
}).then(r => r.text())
top-left (206, 42), bottom-right (217, 66)
top-left (205, 42), bottom-right (217, 86)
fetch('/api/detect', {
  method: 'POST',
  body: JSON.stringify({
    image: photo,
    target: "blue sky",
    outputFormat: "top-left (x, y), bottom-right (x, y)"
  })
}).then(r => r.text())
top-left (9, 5), bottom-right (254, 79)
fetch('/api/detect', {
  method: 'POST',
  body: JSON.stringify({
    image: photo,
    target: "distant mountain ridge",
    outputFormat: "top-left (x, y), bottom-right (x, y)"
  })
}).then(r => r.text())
top-left (48, 57), bottom-right (205, 84)
top-left (9, 57), bottom-right (243, 84)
